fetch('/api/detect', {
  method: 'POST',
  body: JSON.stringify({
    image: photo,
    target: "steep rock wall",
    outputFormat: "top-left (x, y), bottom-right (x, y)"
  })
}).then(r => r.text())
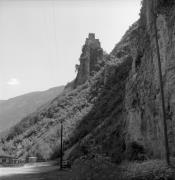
top-left (125, 0), bottom-right (175, 159)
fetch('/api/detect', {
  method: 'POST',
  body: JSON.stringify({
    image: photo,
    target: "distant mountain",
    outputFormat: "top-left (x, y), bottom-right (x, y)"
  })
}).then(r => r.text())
top-left (0, 86), bottom-right (64, 132)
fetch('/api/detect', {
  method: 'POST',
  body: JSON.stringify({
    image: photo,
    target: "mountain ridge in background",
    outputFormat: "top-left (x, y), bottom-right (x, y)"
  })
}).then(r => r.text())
top-left (0, 86), bottom-right (64, 132)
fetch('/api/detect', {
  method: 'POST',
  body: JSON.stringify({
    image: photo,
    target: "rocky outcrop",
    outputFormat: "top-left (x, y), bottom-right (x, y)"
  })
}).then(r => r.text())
top-left (124, 0), bottom-right (175, 159)
top-left (74, 33), bottom-right (104, 88)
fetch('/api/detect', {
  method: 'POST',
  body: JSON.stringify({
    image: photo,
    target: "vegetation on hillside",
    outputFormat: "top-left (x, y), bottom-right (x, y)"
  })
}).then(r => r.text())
top-left (0, 86), bottom-right (64, 132)
top-left (0, 21), bottom-right (137, 161)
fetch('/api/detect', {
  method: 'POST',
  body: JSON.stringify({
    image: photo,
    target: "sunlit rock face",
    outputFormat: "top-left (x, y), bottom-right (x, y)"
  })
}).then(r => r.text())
top-left (124, 0), bottom-right (175, 159)
top-left (74, 33), bottom-right (103, 87)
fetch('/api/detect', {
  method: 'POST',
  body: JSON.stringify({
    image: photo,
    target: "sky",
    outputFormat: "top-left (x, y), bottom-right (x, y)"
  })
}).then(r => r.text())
top-left (0, 0), bottom-right (141, 100)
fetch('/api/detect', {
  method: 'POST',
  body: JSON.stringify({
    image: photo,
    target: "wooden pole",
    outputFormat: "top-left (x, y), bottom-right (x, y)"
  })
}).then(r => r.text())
top-left (60, 120), bottom-right (63, 170)
top-left (152, 0), bottom-right (170, 165)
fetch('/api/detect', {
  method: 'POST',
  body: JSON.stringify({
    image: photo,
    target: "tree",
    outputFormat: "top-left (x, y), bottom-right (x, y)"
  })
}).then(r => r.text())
top-left (75, 64), bottom-right (80, 73)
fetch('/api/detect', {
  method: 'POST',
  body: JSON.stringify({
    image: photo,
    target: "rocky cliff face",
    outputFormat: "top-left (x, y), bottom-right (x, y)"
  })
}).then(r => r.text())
top-left (74, 33), bottom-right (104, 88)
top-left (124, 0), bottom-right (175, 159)
top-left (71, 0), bottom-right (175, 161)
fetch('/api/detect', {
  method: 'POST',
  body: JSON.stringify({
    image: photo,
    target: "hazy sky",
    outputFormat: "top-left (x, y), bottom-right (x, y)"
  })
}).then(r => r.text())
top-left (0, 0), bottom-right (141, 100)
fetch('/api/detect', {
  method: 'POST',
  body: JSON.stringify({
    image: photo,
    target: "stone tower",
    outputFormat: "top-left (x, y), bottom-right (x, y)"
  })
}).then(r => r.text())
top-left (74, 33), bottom-right (103, 87)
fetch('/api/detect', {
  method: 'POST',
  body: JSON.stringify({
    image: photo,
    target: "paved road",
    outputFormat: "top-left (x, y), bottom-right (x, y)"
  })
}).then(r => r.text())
top-left (0, 162), bottom-right (67, 180)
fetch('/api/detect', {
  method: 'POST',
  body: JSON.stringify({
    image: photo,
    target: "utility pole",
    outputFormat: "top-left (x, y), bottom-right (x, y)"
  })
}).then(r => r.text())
top-left (60, 120), bottom-right (63, 170)
top-left (152, 0), bottom-right (170, 165)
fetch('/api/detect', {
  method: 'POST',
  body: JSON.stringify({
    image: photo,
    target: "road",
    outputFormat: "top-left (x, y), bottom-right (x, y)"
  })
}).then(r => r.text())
top-left (0, 162), bottom-right (69, 180)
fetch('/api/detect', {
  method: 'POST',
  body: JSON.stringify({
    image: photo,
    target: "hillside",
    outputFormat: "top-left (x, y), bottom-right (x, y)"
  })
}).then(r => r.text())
top-left (0, 29), bottom-right (136, 161)
top-left (1, 0), bottom-right (175, 169)
top-left (0, 86), bottom-right (64, 132)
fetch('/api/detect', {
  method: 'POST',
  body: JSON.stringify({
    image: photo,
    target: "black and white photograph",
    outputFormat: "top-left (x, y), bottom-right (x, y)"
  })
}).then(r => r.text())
top-left (0, 0), bottom-right (175, 179)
